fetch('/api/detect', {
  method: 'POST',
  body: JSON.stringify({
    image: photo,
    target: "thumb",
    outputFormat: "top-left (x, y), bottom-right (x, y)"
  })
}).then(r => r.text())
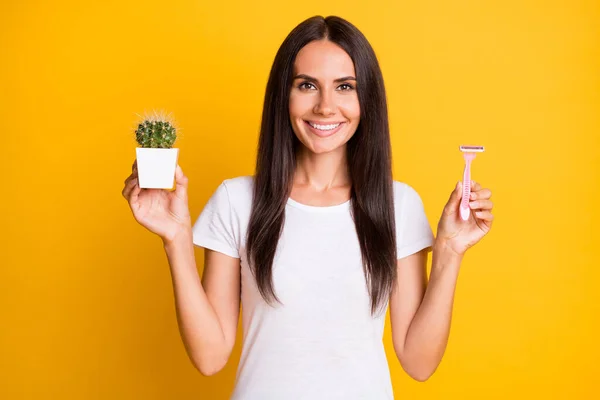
top-left (448, 181), bottom-right (463, 207)
top-left (173, 164), bottom-right (189, 195)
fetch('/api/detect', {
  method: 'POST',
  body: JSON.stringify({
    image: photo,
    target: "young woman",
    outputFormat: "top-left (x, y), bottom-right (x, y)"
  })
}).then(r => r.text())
top-left (122, 15), bottom-right (493, 400)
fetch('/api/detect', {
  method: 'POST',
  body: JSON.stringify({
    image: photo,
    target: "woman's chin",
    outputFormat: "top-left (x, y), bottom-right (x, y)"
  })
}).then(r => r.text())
top-left (305, 140), bottom-right (346, 155)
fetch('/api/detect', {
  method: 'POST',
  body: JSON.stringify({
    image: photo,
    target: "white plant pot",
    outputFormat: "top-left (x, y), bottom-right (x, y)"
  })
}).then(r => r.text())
top-left (135, 147), bottom-right (179, 189)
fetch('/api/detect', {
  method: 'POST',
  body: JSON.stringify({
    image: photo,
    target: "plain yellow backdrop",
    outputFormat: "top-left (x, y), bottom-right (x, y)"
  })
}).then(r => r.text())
top-left (1, 0), bottom-right (598, 398)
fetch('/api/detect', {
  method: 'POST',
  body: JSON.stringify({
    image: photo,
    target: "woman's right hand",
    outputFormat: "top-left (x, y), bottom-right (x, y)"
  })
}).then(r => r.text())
top-left (122, 160), bottom-right (192, 244)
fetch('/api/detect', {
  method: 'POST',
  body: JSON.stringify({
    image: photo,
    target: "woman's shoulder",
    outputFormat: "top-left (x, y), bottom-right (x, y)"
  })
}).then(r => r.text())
top-left (392, 179), bottom-right (426, 209)
top-left (392, 179), bottom-right (417, 196)
top-left (220, 175), bottom-right (254, 207)
top-left (221, 175), bottom-right (254, 191)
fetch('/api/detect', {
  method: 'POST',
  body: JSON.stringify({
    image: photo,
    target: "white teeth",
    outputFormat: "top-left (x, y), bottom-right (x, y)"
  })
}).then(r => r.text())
top-left (309, 122), bottom-right (341, 131)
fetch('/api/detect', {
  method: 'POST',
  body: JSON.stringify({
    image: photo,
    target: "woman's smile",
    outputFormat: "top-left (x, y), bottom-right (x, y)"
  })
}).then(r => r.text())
top-left (303, 120), bottom-right (346, 138)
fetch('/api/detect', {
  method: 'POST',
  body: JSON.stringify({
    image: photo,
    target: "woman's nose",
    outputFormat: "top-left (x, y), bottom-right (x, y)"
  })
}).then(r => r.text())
top-left (313, 91), bottom-right (335, 116)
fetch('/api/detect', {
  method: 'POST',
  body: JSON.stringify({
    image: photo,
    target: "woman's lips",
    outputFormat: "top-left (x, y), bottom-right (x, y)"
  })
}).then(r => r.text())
top-left (303, 120), bottom-right (345, 138)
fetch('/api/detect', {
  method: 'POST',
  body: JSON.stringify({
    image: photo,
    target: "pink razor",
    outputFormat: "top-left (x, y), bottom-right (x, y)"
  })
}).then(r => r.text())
top-left (459, 145), bottom-right (485, 221)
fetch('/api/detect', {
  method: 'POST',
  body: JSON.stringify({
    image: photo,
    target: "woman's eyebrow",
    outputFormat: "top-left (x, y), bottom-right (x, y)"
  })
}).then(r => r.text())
top-left (293, 74), bottom-right (357, 83)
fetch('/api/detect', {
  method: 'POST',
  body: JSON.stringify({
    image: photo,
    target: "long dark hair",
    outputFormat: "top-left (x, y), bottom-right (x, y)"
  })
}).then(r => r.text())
top-left (246, 15), bottom-right (396, 317)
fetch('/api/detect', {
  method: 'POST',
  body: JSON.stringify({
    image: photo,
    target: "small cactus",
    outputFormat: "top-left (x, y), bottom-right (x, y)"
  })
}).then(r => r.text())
top-left (134, 111), bottom-right (178, 148)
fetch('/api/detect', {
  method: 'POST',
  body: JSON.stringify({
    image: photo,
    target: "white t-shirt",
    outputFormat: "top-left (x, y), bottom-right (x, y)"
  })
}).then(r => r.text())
top-left (191, 176), bottom-right (435, 400)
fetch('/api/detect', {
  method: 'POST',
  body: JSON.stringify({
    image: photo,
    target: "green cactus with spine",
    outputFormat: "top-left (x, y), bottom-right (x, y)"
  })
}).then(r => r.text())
top-left (134, 111), bottom-right (178, 148)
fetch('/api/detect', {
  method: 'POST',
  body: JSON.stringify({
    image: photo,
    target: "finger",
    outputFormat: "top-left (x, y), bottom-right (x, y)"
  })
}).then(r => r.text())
top-left (124, 173), bottom-right (135, 185)
top-left (474, 210), bottom-right (494, 222)
top-left (122, 177), bottom-right (136, 198)
top-left (451, 180), bottom-right (462, 202)
top-left (132, 159), bottom-right (137, 173)
top-left (129, 179), bottom-right (141, 205)
top-left (469, 199), bottom-right (494, 210)
top-left (174, 164), bottom-right (187, 187)
top-left (122, 176), bottom-right (139, 199)
top-left (470, 188), bottom-right (491, 200)
top-left (174, 164), bottom-right (189, 197)
top-left (442, 181), bottom-right (462, 216)
top-left (471, 180), bottom-right (482, 192)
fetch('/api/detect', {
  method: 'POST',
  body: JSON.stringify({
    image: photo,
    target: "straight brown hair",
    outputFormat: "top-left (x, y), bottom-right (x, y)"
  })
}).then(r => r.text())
top-left (246, 15), bottom-right (397, 317)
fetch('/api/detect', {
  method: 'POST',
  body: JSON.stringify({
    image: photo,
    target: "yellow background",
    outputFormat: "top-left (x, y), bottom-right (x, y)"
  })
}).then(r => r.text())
top-left (2, 0), bottom-right (598, 398)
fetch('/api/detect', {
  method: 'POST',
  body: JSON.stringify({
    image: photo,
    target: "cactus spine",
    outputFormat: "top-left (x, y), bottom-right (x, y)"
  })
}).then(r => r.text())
top-left (134, 112), bottom-right (177, 148)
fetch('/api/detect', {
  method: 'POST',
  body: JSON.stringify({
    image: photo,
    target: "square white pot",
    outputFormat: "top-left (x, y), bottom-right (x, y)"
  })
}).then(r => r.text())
top-left (135, 147), bottom-right (179, 189)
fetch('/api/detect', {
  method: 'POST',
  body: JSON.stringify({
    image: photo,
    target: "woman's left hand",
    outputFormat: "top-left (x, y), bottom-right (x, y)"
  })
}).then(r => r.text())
top-left (436, 180), bottom-right (494, 256)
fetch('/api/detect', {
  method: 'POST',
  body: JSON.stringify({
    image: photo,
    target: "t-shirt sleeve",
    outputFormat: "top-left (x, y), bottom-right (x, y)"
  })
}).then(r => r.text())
top-left (396, 184), bottom-right (435, 259)
top-left (191, 181), bottom-right (240, 258)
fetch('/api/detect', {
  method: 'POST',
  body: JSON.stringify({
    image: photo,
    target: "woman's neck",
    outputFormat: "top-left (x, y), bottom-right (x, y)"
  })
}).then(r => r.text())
top-left (293, 145), bottom-right (351, 190)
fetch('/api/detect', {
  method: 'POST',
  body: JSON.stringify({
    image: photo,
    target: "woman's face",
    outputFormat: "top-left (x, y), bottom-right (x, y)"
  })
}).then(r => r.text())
top-left (289, 40), bottom-right (360, 155)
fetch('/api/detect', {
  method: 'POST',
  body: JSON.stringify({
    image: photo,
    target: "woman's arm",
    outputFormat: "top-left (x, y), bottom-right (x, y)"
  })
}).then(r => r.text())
top-left (163, 228), bottom-right (241, 376)
top-left (391, 180), bottom-right (493, 381)
top-left (389, 240), bottom-right (463, 382)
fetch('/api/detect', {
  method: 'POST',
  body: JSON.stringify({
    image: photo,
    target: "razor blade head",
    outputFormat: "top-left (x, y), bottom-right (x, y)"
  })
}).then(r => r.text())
top-left (459, 145), bottom-right (485, 152)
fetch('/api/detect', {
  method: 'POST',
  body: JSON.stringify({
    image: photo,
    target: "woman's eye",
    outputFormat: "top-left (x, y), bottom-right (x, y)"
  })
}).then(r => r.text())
top-left (339, 83), bottom-right (354, 91)
top-left (299, 82), bottom-right (316, 90)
